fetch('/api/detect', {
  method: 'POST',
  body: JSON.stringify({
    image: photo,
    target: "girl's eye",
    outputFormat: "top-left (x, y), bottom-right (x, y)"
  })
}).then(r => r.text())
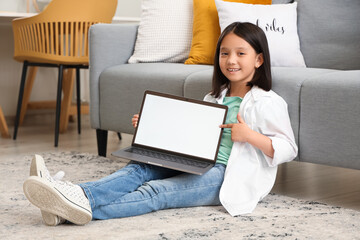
top-left (238, 52), bottom-right (245, 56)
top-left (220, 52), bottom-right (228, 56)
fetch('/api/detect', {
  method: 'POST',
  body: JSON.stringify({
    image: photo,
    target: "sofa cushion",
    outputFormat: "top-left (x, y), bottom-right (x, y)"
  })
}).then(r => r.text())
top-left (299, 70), bottom-right (360, 169)
top-left (184, 68), bottom-right (213, 100)
top-left (297, 0), bottom-right (360, 70)
top-left (99, 63), bottom-right (211, 133)
top-left (271, 67), bottom-right (335, 146)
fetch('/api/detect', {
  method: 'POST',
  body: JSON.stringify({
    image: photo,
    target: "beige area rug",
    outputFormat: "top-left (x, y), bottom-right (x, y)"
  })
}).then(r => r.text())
top-left (1, 152), bottom-right (359, 240)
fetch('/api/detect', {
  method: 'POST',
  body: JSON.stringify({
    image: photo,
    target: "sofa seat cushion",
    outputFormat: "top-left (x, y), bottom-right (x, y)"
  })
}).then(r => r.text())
top-left (299, 70), bottom-right (360, 169)
top-left (271, 67), bottom-right (336, 145)
top-left (99, 63), bottom-right (212, 133)
top-left (184, 68), bottom-right (213, 100)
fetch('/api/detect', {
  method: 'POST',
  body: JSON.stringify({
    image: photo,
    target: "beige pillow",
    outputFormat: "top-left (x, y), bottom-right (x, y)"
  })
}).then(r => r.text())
top-left (128, 0), bottom-right (193, 63)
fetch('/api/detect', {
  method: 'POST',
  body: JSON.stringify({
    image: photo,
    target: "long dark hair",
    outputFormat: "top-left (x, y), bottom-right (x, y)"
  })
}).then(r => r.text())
top-left (211, 22), bottom-right (272, 98)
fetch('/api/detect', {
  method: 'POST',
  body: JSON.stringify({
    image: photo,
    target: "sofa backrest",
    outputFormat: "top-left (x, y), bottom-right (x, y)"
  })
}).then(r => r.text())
top-left (296, 0), bottom-right (360, 70)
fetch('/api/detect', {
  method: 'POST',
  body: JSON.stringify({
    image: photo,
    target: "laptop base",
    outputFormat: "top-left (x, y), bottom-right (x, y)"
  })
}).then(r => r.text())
top-left (112, 147), bottom-right (215, 175)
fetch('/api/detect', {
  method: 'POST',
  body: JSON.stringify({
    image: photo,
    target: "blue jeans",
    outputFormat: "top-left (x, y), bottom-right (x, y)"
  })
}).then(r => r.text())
top-left (80, 162), bottom-right (226, 220)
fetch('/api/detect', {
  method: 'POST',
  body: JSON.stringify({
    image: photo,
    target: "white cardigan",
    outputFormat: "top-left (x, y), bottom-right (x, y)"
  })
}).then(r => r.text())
top-left (204, 86), bottom-right (298, 216)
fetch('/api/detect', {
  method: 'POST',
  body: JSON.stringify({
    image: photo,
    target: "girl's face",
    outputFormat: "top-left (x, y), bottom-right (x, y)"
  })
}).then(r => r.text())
top-left (219, 32), bottom-right (263, 89)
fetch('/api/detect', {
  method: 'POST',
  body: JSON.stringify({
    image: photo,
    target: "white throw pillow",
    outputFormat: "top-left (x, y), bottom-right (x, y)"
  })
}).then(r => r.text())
top-left (215, 0), bottom-right (306, 67)
top-left (128, 0), bottom-right (193, 63)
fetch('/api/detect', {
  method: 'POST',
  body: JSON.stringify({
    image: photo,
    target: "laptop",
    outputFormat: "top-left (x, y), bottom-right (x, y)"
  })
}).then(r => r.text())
top-left (111, 90), bottom-right (228, 175)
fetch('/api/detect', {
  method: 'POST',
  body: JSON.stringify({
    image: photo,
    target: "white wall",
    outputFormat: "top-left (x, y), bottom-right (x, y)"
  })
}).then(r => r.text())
top-left (116, 0), bottom-right (141, 18)
top-left (0, 0), bottom-right (141, 117)
top-left (0, 0), bottom-right (141, 17)
top-left (0, 0), bottom-right (29, 12)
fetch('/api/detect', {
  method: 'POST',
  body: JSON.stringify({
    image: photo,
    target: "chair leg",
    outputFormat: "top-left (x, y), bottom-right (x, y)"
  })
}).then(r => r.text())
top-left (19, 66), bottom-right (38, 125)
top-left (54, 65), bottom-right (64, 147)
top-left (76, 67), bottom-right (81, 134)
top-left (0, 106), bottom-right (10, 138)
top-left (59, 69), bottom-right (75, 133)
top-left (96, 129), bottom-right (108, 157)
top-left (13, 61), bottom-right (29, 140)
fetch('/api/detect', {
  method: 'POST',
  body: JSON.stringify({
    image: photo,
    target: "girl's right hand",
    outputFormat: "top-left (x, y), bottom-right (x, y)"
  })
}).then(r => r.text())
top-left (132, 114), bottom-right (139, 128)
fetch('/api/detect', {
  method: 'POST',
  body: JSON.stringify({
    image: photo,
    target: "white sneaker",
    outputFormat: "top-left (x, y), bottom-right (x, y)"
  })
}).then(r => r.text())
top-left (30, 155), bottom-right (66, 226)
top-left (25, 158), bottom-right (92, 225)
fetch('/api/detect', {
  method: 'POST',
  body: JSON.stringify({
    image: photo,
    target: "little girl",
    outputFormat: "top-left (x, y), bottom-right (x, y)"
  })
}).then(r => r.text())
top-left (23, 22), bottom-right (297, 225)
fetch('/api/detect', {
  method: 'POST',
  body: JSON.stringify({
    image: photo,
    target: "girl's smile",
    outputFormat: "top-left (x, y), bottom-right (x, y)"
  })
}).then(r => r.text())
top-left (227, 68), bottom-right (241, 72)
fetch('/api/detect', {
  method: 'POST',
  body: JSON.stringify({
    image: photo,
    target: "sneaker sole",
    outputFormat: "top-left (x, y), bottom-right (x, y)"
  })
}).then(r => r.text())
top-left (30, 155), bottom-right (61, 226)
top-left (23, 176), bottom-right (92, 225)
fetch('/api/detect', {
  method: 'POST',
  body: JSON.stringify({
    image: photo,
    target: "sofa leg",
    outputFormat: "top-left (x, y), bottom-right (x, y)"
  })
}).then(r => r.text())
top-left (117, 132), bottom-right (122, 140)
top-left (96, 129), bottom-right (108, 157)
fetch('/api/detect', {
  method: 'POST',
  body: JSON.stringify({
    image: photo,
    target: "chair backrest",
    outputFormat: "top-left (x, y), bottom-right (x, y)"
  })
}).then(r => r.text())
top-left (13, 0), bottom-right (118, 65)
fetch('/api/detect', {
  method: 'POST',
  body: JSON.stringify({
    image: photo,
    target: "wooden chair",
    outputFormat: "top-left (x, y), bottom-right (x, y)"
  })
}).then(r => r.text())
top-left (12, 0), bottom-right (117, 146)
top-left (0, 106), bottom-right (10, 138)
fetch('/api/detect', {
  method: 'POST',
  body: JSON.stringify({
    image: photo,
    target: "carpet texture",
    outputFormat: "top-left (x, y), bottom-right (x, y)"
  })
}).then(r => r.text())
top-left (1, 152), bottom-right (359, 239)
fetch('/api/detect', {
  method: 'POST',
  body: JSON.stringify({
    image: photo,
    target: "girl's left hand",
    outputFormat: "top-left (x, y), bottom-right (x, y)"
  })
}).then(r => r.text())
top-left (220, 113), bottom-right (251, 143)
top-left (132, 114), bottom-right (139, 128)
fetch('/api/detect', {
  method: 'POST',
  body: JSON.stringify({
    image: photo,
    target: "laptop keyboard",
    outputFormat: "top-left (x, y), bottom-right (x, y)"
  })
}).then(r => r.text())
top-left (126, 147), bottom-right (210, 168)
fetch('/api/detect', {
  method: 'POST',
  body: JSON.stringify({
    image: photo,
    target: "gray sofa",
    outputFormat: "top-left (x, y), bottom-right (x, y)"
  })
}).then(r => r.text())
top-left (89, 0), bottom-right (360, 170)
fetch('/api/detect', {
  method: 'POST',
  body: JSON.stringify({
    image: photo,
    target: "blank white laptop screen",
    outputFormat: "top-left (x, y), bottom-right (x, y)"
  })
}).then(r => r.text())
top-left (134, 94), bottom-right (226, 161)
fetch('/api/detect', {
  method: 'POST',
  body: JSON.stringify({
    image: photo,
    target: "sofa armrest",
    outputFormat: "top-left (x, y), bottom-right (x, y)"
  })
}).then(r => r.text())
top-left (89, 23), bottom-right (138, 129)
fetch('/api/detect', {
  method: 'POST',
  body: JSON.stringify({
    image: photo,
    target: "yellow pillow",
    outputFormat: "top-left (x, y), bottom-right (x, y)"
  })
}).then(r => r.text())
top-left (185, 0), bottom-right (272, 65)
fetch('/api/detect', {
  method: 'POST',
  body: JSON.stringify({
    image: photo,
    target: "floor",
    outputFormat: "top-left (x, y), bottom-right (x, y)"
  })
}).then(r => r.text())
top-left (1, 113), bottom-right (359, 211)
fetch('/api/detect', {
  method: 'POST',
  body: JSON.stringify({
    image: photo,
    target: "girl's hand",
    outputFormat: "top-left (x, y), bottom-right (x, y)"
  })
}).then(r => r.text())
top-left (220, 113), bottom-right (275, 158)
top-left (220, 113), bottom-right (250, 142)
top-left (132, 114), bottom-right (139, 128)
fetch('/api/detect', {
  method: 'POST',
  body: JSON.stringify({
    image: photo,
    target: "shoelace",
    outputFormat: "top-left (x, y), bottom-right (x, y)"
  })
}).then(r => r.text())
top-left (56, 180), bottom-right (76, 187)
